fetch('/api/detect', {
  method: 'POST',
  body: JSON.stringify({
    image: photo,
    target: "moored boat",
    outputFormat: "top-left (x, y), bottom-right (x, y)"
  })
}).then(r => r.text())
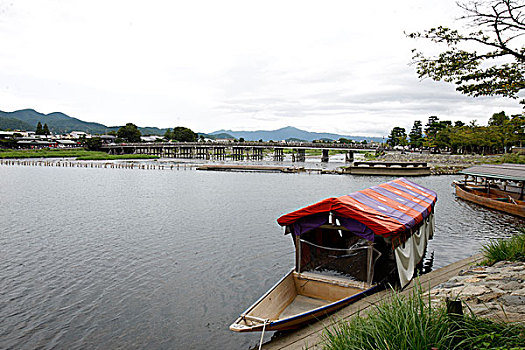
top-left (230, 178), bottom-right (437, 333)
top-left (455, 164), bottom-right (525, 218)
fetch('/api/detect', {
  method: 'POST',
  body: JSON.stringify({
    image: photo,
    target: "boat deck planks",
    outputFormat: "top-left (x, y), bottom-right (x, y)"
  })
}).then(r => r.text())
top-left (259, 253), bottom-right (484, 350)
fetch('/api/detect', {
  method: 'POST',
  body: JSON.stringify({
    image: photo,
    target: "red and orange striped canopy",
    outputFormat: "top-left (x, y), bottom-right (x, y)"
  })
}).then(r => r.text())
top-left (277, 178), bottom-right (437, 240)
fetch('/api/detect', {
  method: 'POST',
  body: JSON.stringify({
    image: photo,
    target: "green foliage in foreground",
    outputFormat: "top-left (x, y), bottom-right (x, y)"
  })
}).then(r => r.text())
top-left (481, 232), bottom-right (525, 266)
top-left (320, 284), bottom-right (525, 350)
top-left (0, 148), bottom-right (158, 160)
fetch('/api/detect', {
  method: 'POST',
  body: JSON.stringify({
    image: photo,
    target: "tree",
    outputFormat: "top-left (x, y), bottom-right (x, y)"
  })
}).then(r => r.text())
top-left (387, 126), bottom-right (407, 147)
top-left (164, 128), bottom-right (173, 140)
top-left (174, 127), bottom-right (197, 142)
top-left (35, 122), bottom-right (43, 135)
top-left (239, 137), bottom-right (245, 142)
top-left (488, 111), bottom-right (510, 126)
top-left (408, 0), bottom-right (525, 105)
top-left (117, 123), bottom-right (142, 142)
top-left (43, 123), bottom-right (50, 135)
top-left (409, 120), bottom-right (423, 149)
top-left (85, 137), bottom-right (102, 151)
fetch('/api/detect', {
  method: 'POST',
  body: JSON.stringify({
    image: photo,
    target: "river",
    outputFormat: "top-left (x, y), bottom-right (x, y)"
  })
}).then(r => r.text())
top-left (0, 164), bottom-right (522, 349)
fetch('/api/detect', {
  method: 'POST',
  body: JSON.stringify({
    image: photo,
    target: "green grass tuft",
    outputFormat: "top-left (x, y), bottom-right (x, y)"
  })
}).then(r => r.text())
top-left (480, 232), bottom-right (525, 266)
top-left (319, 283), bottom-right (525, 350)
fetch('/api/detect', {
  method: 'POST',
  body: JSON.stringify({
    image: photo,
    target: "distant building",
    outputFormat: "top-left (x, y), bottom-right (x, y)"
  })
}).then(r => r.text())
top-left (69, 131), bottom-right (90, 139)
top-left (99, 135), bottom-right (116, 144)
top-left (141, 135), bottom-right (164, 142)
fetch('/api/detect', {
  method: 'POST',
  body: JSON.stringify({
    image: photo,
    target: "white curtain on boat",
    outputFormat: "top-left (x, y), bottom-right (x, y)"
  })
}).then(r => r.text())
top-left (394, 213), bottom-right (434, 288)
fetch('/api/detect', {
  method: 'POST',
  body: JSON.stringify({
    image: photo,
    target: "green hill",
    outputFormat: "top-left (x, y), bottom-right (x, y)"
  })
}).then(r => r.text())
top-left (0, 116), bottom-right (33, 131)
top-left (0, 109), bottom-right (170, 135)
top-left (0, 109), bottom-right (112, 134)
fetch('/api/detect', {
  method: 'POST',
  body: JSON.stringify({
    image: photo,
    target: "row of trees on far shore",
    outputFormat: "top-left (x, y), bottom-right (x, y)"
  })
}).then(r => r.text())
top-left (387, 112), bottom-right (525, 154)
top-left (114, 123), bottom-right (198, 143)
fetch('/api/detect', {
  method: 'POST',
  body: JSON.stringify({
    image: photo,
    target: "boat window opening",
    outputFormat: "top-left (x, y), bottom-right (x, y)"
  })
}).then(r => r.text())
top-left (297, 227), bottom-right (382, 282)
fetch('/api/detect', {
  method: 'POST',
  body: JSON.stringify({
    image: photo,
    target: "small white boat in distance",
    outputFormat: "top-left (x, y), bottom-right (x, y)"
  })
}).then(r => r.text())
top-left (230, 178), bottom-right (437, 332)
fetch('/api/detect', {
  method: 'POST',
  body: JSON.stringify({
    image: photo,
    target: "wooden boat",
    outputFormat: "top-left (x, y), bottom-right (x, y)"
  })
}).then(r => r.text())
top-left (230, 178), bottom-right (437, 332)
top-left (456, 164), bottom-right (525, 218)
top-left (454, 182), bottom-right (525, 218)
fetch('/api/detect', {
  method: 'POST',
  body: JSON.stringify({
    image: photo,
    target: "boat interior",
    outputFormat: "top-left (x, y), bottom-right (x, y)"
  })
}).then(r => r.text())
top-left (460, 183), bottom-right (524, 204)
top-left (235, 271), bottom-right (366, 328)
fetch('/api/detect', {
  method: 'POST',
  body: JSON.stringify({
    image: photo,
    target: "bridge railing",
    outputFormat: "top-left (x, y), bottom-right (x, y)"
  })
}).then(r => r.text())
top-left (101, 141), bottom-right (378, 150)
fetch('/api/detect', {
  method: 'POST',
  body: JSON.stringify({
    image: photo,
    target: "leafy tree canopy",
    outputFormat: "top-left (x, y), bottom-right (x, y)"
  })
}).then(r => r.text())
top-left (117, 123), bottom-right (142, 142)
top-left (165, 126), bottom-right (197, 142)
top-left (488, 110), bottom-right (510, 126)
top-left (408, 0), bottom-right (525, 105)
top-left (387, 126), bottom-right (408, 147)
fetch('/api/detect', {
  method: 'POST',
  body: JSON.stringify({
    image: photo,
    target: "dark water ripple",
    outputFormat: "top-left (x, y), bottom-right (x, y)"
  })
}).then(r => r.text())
top-left (0, 167), bottom-right (522, 349)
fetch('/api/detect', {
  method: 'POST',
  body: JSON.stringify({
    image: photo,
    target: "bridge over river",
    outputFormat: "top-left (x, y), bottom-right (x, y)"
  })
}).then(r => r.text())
top-left (101, 142), bottom-right (378, 162)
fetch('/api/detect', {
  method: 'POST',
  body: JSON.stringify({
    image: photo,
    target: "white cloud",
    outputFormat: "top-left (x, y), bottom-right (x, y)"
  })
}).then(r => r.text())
top-left (0, 0), bottom-right (522, 136)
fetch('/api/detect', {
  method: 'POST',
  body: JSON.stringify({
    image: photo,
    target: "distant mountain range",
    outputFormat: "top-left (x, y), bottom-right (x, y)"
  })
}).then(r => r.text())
top-left (209, 126), bottom-right (382, 142)
top-left (0, 108), bottom-right (383, 142)
top-left (0, 109), bottom-right (170, 135)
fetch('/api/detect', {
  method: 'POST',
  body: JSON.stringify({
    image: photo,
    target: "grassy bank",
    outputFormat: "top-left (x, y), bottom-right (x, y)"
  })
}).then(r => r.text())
top-left (481, 231), bottom-right (525, 266)
top-left (0, 149), bottom-right (158, 160)
top-left (492, 153), bottom-right (525, 164)
top-left (320, 284), bottom-right (525, 350)
top-left (319, 234), bottom-right (525, 350)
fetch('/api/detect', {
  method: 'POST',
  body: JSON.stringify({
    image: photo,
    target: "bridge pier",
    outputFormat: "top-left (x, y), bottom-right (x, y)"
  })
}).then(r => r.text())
top-left (321, 149), bottom-right (329, 162)
top-left (274, 148), bottom-right (284, 161)
top-left (251, 148), bottom-right (264, 161)
top-left (180, 146), bottom-right (194, 158)
top-left (345, 150), bottom-right (354, 163)
top-left (213, 147), bottom-right (226, 160)
top-left (292, 149), bottom-right (305, 162)
top-left (232, 147), bottom-right (244, 161)
top-left (195, 147), bottom-right (209, 159)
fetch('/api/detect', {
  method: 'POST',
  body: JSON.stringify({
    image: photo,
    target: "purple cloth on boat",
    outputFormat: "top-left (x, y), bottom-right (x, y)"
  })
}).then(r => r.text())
top-left (336, 216), bottom-right (375, 241)
top-left (291, 213), bottom-right (328, 236)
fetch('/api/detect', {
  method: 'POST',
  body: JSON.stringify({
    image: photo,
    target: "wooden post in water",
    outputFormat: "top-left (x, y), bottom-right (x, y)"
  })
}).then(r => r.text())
top-left (321, 149), bottom-right (329, 163)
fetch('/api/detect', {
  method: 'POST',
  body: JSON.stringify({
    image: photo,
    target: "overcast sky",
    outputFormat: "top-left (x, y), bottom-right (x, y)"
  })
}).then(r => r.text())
top-left (0, 0), bottom-right (522, 136)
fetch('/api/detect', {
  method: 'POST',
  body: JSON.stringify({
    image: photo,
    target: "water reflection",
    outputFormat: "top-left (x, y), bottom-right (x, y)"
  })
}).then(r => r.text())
top-left (0, 166), bottom-right (521, 349)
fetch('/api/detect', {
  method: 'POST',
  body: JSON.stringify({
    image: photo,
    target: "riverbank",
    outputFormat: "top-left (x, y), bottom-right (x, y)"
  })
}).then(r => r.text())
top-left (259, 254), bottom-right (485, 349)
top-left (0, 149), bottom-right (158, 160)
top-left (260, 254), bottom-right (525, 349)
top-left (377, 153), bottom-right (504, 175)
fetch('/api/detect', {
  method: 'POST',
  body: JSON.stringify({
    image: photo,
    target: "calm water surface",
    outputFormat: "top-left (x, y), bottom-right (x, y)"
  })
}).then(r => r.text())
top-left (0, 165), bottom-right (522, 349)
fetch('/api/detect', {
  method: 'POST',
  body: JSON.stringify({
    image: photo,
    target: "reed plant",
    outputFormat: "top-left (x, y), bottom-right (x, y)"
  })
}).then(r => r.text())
top-left (320, 283), bottom-right (525, 350)
top-left (321, 284), bottom-right (454, 350)
top-left (481, 231), bottom-right (525, 266)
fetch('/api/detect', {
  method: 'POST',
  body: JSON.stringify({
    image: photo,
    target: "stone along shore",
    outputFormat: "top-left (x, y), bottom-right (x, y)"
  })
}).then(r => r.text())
top-left (428, 260), bottom-right (525, 322)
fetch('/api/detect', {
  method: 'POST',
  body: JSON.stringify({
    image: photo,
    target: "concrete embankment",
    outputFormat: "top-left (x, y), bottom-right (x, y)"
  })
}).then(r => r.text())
top-left (260, 254), bottom-right (524, 350)
top-left (378, 153), bottom-right (502, 175)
